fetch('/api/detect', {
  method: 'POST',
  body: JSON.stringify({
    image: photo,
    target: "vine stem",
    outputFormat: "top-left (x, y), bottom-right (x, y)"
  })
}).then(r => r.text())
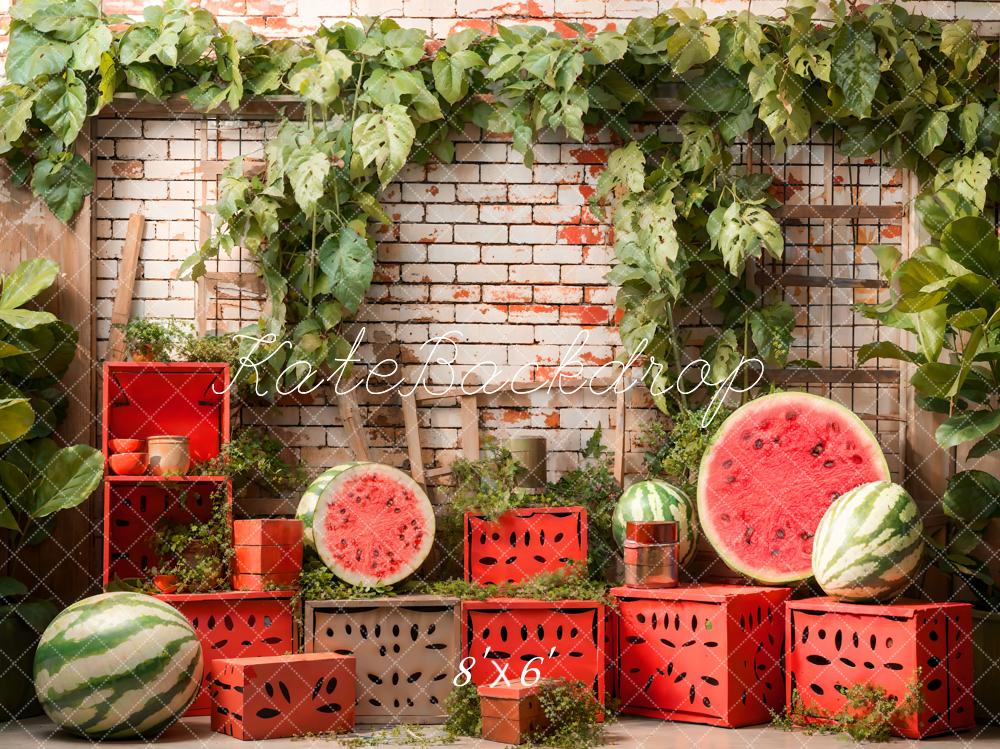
top-left (665, 304), bottom-right (688, 413)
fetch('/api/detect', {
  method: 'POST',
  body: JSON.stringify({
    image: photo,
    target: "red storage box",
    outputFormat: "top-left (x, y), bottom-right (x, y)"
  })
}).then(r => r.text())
top-left (478, 683), bottom-right (549, 745)
top-left (102, 477), bottom-right (231, 587)
top-left (158, 591), bottom-right (297, 716)
top-left (464, 507), bottom-right (587, 584)
top-left (462, 599), bottom-right (605, 704)
top-left (211, 653), bottom-right (355, 740)
top-left (786, 597), bottom-right (974, 738)
top-left (611, 584), bottom-right (790, 727)
top-left (102, 362), bottom-right (230, 465)
top-left (232, 519), bottom-right (304, 592)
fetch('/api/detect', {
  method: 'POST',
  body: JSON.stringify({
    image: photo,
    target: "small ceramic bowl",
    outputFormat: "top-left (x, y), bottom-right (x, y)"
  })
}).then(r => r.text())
top-left (109, 438), bottom-right (144, 454)
top-left (108, 452), bottom-right (148, 476)
top-left (152, 574), bottom-right (178, 594)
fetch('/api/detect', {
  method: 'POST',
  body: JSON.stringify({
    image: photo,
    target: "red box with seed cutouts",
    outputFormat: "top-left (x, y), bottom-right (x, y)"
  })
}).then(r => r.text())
top-left (610, 585), bottom-right (790, 727)
top-left (211, 653), bottom-right (355, 740)
top-left (462, 599), bottom-right (605, 704)
top-left (464, 507), bottom-right (587, 584)
top-left (786, 598), bottom-right (974, 738)
top-left (157, 591), bottom-right (297, 716)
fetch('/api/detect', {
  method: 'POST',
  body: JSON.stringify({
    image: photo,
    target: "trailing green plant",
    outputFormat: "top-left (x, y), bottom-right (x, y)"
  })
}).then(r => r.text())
top-left (295, 553), bottom-right (395, 604)
top-left (774, 681), bottom-right (922, 743)
top-left (542, 425), bottom-right (621, 581)
top-left (9, 1), bottom-right (998, 410)
top-left (114, 318), bottom-right (187, 361)
top-left (151, 487), bottom-right (233, 593)
top-left (640, 405), bottom-right (733, 496)
top-left (418, 563), bottom-right (610, 604)
top-left (443, 683), bottom-right (481, 740)
top-left (178, 331), bottom-right (241, 367)
top-left (203, 425), bottom-right (307, 496)
top-left (446, 439), bottom-right (532, 521)
top-left (529, 679), bottom-right (607, 749)
top-left (0, 258), bottom-right (103, 549)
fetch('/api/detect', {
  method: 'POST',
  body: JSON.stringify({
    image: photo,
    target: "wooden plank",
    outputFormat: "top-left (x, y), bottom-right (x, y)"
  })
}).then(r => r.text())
top-left (401, 392), bottom-right (426, 486)
top-left (613, 385), bottom-right (626, 486)
top-left (338, 390), bottom-right (370, 461)
top-left (106, 213), bottom-right (145, 360)
top-left (774, 204), bottom-right (904, 221)
top-left (100, 94), bottom-right (305, 120)
top-left (754, 270), bottom-right (887, 289)
top-left (766, 367), bottom-right (900, 385)
top-left (195, 272), bottom-right (266, 335)
top-left (198, 158), bottom-right (266, 180)
top-left (459, 395), bottom-right (480, 461)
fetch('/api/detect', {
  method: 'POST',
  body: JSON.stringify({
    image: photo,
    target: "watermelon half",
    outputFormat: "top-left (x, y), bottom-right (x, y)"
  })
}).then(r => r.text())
top-left (697, 392), bottom-right (890, 583)
top-left (312, 463), bottom-right (435, 587)
top-left (297, 462), bottom-right (364, 548)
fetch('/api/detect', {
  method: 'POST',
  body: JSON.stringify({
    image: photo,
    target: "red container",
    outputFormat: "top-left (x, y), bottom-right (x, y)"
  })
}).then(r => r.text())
top-left (464, 507), bottom-right (587, 584)
top-left (233, 518), bottom-right (304, 547)
top-left (478, 683), bottom-right (549, 745)
top-left (108, 451), bottom-right (148, 476)
top-left (232, 572), bottom-right (299, 591)
top-left (234, 545), bottom-right (303, 575)
top-left (157, 591), bottom-right (297, 716)
top-left (786, 598), bottom-right (974, 739)
top-left (102, 477), bottom-right (231, 587)
top-left (102, 362), bottom-right (230, 466)
top-left (610, 584), bottom-right (790, 727)
top-left (462, 599), bottom-right (605, 704)
top-left (211, 653), bottom-right (355, 740)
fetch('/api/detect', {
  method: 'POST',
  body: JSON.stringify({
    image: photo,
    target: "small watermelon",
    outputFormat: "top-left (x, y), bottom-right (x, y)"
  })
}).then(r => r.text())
top-left (612, 479), bottom-right (697, 564)
top-left (313, 463), bottom-right (435, 587)
top-left (34, 592), bottom-right (202, 738)
top-left (297, 462), bottom-right (364, 548)
top-left (698, 392), bottom-right (891, 583)
top-left (812, 480), bottom-right (924, 601)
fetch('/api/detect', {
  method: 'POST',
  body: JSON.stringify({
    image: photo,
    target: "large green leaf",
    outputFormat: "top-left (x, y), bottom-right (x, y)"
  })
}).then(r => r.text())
top-left (939, 215), bottom-right (1000, 280)
top-left (35, 73), bottom-right (87, 147)
top-left (915, 110), bottom-right (948, 157)
top-left (749, 302), bottom-right (795, 366)
top-left (936, 409), bottom-right (1000, 449)
top-left (30, 155), bottom-right (94, 223)
top-left (352, 104), bottom-right (416, 187)
top-left (288, 149), bottom-right (330, 215)
top-left (831, 26), bottom-right (879, 118)
top-left (915, 189), bottom-right (976, 238)
top-left (942, 470), bottom-right (1000, 529)
top-left (318, 227), bottom-right (375, 314)
top-left (70, 23), bottom-right (112, 72)
top-left (1, 258), bottom-right (59, 312)
top-left (913, 304), bottom-right (947, 363)
top-left (856, 341), bottom-right (924, 366)
top-left (10, 0), bottom-right (100, 42)
top-left (6, 24), bottom-right (72, 85)
top-left (0, 398), bottom-right (34, 445)
top-left (30, 445), bottom-right (103, 519)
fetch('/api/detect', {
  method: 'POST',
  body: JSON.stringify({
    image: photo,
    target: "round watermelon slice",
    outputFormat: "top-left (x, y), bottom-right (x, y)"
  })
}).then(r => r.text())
top-left (313, 463), bottom-right (435, 587)
top-left (697, 392), bottom-right (890, 583)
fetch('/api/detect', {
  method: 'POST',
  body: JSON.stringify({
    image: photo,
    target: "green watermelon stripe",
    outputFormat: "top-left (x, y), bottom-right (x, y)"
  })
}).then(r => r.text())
top-left (35, 612), bottom-right (194, 678)
top-left (81, 648), bottom-right (202, 738)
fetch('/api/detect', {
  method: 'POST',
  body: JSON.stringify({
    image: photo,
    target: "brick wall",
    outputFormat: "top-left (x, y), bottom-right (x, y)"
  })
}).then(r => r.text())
top-left (77, 0), bottom-right (1000, 494)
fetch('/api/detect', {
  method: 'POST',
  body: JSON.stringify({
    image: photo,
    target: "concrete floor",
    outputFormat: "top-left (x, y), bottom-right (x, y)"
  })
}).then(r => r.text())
top-left (1, 717), bottom-right (998, 747)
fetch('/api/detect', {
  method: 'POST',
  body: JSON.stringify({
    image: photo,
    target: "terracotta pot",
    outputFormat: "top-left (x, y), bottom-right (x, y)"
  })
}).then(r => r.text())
top-left (148, 435), bottom-right (191, 476)
top-left (109, 438), bottom-right (145, 454)
top-left (153, 574), bottom-right (178, 594)
top-left (108, 452), bottom-right (148, 476)
top-left (130, 344), bottom-right (157, 363)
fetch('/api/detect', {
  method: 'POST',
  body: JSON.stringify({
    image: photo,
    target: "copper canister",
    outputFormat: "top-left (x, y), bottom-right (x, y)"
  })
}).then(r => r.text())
top-left (623, 520), bottom-right (679, 588)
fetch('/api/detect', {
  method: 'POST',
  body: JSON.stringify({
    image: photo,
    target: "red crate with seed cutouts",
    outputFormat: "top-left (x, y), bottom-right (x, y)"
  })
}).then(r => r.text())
top-left (786, 598), bottom-right (974, 738)
top-left (211, 653), bottom-right (355, 740)
top-left (158, 591), bottom-right (297, 716)
top-left (464, 507), bottom-right (587, 584)
top-left (462, 599), bottom-right (605, 705)
top-left (610, 585), bottom-right (790, 727)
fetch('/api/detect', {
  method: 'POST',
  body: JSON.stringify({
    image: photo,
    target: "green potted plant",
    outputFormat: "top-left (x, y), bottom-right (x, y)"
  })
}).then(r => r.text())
top-left (151, 490), bottom-right (233, 594)
top-left (115, 318), bottom-right (186, 362)
top-left (202, 425), bottom-right (306, 498)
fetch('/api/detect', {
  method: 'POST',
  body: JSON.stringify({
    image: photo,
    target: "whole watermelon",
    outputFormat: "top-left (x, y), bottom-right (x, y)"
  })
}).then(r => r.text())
top-left (612, 479), bottom-right (697, 564)
top-left (34, 592), bottom-right (203, 738)
top-left (296, 462), bottom-right (364, 548)
top-left (812, 480), bottom-right (924, 602)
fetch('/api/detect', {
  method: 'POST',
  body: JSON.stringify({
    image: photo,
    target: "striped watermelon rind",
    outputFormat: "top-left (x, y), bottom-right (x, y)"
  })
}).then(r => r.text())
top-left (612, 479), bottom-right (697, 565)
top-left (296, 462), bottom-right (364, 548)
top-left (34, 592), bottom-right (203, 738)
top-left (812, 480), bottom-right (924, 602)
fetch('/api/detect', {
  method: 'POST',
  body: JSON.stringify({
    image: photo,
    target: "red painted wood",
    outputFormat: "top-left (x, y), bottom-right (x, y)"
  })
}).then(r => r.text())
top-left (232, 572), bottom-right (300, 591)
top-left (157, 591), bottom-right (297, 716)
top-left (233, 519), bottom-right (304, 546)
top-left (464, 507), bottom-right (587, 584)
top-left (786, 598), bottom-right (974, 738)
top-left (610, 585), bottom-right (790, 728)
top-left (234, 544), bottom-right (303, 575)
top-left (462, 598), bottom-right (605, 705)
top-left (478, 683), bottom-right (548, 745)
top-left (211, 653), bottom-right (355, 740)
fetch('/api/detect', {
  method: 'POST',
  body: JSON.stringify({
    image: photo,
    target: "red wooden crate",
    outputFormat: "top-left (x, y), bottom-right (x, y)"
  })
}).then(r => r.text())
top-left (233, 519), bottom-right (304, 547)
top-left (464, 507), bottom-right (587, 584)
top-left (478, 683), bottom-right (548, 745)
top-left (787, 598), bottom-right (974, 738)
top-left (462, 599), bottom-right (605, 704)
top-left (102, 477), bottom-right (231, 587)
top-left (211, 653), bottom-right (355, 740)
top-left (157, 591), bottom-right (297, 716)
top-left (610, 584), bottom-right (790, 727)
top-left (102, 362), bottom-right (230, 465)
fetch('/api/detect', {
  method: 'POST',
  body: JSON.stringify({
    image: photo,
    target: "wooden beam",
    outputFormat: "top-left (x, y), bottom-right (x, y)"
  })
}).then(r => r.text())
top-left (774, 204), bottom-right (904, 221)
top-left (459, 395), bottom-right (480, 460)
top-left (100, 94), bottom-right (305, 120)
top-left (106, 214), bottom-right (144, 361)
top-left (754, 270), bottom-right (887, 290)
top-left (198, 158), bottom-right (266, 180)
top-left (766, 367), bottom-right (900, 385)
top-left (400, 392), bottom-right (425, 486)
top-left (613, 385), bottom-right (626, 486)
top-left (338, 390), bottom-right (370, 461)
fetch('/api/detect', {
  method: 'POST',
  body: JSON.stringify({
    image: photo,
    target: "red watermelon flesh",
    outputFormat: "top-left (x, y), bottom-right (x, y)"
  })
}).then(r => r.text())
top-left (313, 464), bottom-right (435, 587)
top-left (697, 393), bottom-right (890, 583)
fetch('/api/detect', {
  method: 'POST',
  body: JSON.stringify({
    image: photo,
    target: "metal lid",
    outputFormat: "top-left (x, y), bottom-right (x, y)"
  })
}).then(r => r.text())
top-left (625, 520), bottom-right (678, 544)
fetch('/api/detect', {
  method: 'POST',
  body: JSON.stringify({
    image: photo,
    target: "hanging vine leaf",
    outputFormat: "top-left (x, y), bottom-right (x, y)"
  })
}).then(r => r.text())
top-left (35, 71), bottom-right (87, 146)
top-left (352, 103), bottom-right (416, 187)
top-left (318, 227), bottom-right (374, 315)
top-left (831, 25), bottom-right (880, 118)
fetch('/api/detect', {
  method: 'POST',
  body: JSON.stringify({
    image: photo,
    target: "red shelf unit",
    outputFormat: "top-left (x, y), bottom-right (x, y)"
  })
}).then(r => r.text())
top-left (101, 362), bottom-right (231, 588)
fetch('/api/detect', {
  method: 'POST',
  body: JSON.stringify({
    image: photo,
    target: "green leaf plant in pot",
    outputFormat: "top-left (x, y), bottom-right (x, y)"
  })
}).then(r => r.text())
top-left (0, 259), bottom-right (102, 719)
